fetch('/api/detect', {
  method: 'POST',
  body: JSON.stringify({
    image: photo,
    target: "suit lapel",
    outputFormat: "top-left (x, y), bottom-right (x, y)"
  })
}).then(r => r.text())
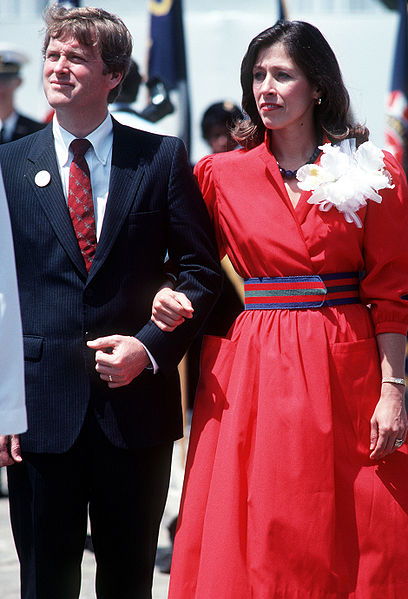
top-left (25, 126), bottom-right (88, 277)
top-left (89, 122), bottom-right (145, 281)
top-left (25, 123), bottom-right (146, 281)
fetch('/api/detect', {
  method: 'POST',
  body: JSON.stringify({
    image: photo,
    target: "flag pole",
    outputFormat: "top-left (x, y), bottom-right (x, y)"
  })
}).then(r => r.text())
top-left (278, 0), bottom-right (289, 20)
top-left (146, 0), bottom-right (191, 157)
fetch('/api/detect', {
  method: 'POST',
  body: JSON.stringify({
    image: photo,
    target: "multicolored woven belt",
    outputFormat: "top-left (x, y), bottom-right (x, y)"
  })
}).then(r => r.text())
top-left (244, 272), bottom-right (361, 310)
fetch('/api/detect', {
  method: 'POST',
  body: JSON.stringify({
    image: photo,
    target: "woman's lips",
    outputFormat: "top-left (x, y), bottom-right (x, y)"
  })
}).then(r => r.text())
top-left (260, 102), bottom-right (281, 111)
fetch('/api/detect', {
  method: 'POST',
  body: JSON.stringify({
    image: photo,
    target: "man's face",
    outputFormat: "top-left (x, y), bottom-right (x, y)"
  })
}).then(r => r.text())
top-left (43, 36), bottom-right (120, 117)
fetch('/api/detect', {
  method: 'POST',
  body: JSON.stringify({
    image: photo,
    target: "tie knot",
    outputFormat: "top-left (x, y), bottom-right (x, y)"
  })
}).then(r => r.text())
top-left (70, 138), bottom-right (91, 158)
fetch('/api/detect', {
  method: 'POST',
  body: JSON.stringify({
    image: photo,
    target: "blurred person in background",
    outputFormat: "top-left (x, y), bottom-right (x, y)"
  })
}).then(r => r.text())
top-left (200, 100), bottom-right (243, 154)
top-left (109, 58), bottom-right (160, 134)
top-left (0, 44), bottom-right (44, 144)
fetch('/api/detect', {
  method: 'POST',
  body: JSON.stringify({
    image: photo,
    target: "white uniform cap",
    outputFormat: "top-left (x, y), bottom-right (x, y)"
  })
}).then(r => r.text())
top-left (0, 43), bottom-right (29, 76)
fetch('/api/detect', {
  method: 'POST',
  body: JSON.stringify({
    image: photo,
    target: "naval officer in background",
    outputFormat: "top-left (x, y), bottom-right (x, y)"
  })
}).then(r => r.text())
top-left (0, 43), bottom-right (44, 144)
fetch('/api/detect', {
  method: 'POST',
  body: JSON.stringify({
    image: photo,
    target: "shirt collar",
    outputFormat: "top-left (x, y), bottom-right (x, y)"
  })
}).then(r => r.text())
top-left (53, 113), bottom-right (113, 168)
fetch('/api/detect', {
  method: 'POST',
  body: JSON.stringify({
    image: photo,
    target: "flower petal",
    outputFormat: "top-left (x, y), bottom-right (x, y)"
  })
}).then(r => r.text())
top-left (297, 164), bottom-right (326, 190)
top-left (299, 139), bottom-right (390, 227)
top-left (355, 141), bottom-right (384, 171)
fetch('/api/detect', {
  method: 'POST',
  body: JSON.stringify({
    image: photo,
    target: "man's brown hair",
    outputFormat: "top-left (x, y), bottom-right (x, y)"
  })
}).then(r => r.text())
top-left (43, 4), bottom-right (132, 102)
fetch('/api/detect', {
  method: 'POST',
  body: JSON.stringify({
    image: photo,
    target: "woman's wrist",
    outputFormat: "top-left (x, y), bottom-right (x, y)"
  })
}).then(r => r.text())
top-left (381, 377), bottom-right (406, 387)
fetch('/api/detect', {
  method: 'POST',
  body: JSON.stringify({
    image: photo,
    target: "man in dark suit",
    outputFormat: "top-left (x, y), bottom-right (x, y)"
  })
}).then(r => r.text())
top-left (0, 44), bottom-right (45, 143)
top-left (0, 5), bottom-right (221, 599)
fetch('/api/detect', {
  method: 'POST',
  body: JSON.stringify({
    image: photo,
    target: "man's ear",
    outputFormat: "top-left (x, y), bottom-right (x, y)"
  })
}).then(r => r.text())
top-left (108, 71), bottom-right (123, 91)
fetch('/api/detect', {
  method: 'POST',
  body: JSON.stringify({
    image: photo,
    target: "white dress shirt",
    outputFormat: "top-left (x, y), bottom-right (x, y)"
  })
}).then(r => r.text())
top-left (0, 166), bottom-right (26, 434)
top-left (53, 113), bottom-right (112, 241)
top-left (53, 114), bottom-right (158, 371)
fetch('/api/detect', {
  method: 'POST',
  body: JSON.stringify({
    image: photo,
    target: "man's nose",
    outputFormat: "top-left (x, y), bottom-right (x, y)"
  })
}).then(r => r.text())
top-left (54, 55), bottom-right (69, 72)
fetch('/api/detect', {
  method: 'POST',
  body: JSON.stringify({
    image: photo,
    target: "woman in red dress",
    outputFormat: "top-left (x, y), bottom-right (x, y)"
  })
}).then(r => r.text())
top-left (153, 21), bottom-right (408, 598)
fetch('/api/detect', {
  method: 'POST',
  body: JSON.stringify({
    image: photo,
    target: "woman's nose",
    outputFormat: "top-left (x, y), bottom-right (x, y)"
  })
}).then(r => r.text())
top-left (261, 75), bottom-right (276, 95)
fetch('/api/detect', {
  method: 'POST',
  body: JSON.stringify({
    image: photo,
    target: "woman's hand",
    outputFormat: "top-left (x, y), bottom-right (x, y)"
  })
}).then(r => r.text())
top-left (369, 383), bottom-right (407, 460)
top-left (151, 286), bottom-right (194, 332)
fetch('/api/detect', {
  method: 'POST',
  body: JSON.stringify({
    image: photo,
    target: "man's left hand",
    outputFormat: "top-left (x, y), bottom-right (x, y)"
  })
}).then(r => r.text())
top-left (87, 335), bottom-right (150, 388)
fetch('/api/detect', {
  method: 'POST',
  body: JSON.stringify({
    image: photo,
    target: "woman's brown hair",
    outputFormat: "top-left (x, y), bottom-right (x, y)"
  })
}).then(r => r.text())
top-left (234, 20), bottom-right (369, 149)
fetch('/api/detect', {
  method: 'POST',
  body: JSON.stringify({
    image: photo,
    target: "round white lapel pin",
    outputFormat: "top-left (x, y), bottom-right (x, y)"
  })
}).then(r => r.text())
top-left (34, 170), bottom-right (51, 187)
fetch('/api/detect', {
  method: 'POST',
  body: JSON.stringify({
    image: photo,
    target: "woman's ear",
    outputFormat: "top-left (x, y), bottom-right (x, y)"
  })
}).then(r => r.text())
top-left (313, 87), bottom-right (322, 101)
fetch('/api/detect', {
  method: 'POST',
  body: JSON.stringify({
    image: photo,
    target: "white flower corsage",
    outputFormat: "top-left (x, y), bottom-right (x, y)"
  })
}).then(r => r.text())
top-left (296, 139), bottom-right (394, 227)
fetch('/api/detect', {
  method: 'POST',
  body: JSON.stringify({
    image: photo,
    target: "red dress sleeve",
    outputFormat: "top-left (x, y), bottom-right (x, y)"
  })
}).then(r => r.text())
top-left (194, 154), bottom-right (226, 260)
top-left (361, 151), bottom-right (408, 335)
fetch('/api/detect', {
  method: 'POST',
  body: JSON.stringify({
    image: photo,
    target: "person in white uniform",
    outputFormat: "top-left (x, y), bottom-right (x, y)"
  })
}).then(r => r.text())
top-left (109, 59), bottom-right (160, 134)
top-left (0, 165), bottom-right (26, 461)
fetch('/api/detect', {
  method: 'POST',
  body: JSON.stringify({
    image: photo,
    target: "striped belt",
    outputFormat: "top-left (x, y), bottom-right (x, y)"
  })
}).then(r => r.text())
top-left (244, 272), bottom-right (361, 310)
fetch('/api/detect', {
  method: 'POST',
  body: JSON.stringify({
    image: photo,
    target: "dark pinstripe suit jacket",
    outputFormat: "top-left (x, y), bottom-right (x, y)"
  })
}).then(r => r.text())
top-left (9, 114), bottom-right (45, 142)
top-left (0, 119), bottom-right (221, 453)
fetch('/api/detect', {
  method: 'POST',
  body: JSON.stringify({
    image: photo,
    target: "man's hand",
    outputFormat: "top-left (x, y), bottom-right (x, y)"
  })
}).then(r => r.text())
top-left (0, 434), bottom-right (22, 467)
top-left (87, 335), bottom-right (150, 388)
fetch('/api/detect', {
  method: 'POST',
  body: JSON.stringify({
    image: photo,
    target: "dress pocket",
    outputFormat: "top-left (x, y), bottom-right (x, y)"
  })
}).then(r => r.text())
top-left (329, 337), bottom-right (380, 456)
top-left (329, 337), bottom-right (380, 391)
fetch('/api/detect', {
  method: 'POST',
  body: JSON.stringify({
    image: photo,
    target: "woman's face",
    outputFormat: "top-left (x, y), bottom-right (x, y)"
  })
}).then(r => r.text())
top-left (252, 42), bottom-right (319, 133)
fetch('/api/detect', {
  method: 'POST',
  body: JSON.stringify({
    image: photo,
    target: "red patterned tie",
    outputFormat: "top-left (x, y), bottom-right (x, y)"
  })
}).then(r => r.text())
top-left (68, 139), bottom-right (96, 272)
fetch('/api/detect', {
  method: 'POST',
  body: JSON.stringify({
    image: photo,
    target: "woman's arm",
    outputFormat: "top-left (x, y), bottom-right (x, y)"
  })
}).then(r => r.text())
top-left (370, 332), bottom-right (407, 460)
